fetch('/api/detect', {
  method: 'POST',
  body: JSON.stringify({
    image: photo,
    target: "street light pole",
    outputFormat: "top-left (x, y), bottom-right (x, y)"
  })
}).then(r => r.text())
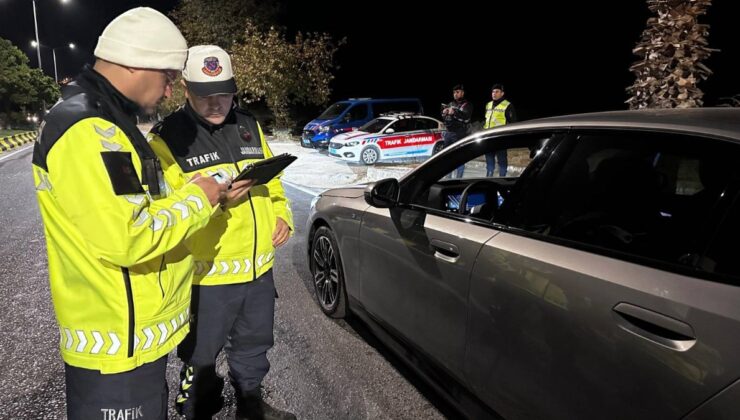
top-left (32, 0), bottom-right (42, 70)
top-left (52, 48), bottom-right (58, 82)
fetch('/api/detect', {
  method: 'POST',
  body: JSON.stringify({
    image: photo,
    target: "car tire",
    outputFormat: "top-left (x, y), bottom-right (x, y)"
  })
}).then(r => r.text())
top-left (360, 146), bottom-right (379, 165)
top-left (310, 226), bottom-right (347, 318)
top-left (432, 141), bottom-right (445, 155)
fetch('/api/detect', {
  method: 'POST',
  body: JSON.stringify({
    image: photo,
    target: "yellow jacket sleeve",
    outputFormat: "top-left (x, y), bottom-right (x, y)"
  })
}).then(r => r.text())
top-left (47, 117), bottom-right (216, 267)
top-left (258, 124), bottom-right (294, 232)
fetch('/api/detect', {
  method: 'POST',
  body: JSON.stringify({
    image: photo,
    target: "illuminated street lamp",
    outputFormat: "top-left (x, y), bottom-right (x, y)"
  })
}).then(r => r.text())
top-left (30, 0), bottom-right (70, 71)
top-left (31, 41), bottom-right (76, 82)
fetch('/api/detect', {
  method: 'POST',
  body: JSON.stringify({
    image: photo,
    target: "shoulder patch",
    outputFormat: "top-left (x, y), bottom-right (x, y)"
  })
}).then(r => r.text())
top-left (100, 151), bottom-right (145, 195)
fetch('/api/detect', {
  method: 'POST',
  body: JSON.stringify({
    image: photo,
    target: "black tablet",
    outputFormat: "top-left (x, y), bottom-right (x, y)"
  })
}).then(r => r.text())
top-left (233, 153), bottom-right (297, 185)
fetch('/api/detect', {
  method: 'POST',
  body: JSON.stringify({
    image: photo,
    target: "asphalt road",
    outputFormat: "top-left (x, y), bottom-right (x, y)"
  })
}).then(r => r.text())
top-left (0, 144), bottom-right (450, 419)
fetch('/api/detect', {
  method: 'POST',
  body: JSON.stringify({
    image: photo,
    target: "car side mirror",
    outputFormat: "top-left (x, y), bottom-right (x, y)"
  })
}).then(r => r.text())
top-left (364, 178), bottom-right (399, 208)
top-left (384, 128), bottom-right (395, 134)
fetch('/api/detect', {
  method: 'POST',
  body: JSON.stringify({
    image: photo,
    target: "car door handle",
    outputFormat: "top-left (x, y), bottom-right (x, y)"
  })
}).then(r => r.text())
top-left (431, 239), bottom-right (459, 263)
top-left (612, 302), bottom-right (696, 351)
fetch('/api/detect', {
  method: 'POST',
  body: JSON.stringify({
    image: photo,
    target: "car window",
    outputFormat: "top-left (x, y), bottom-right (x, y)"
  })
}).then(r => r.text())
top-left (404, 132), bottom-right (561, 223)
top-left (414, 118), bottom-right (439, 130)
top-left (359, 118), bottom-right (393, 133)
top-left (344, 104), bottom-right (369, 122)
top-left (389, 118), bottom-right (413, 133)
top-left (318, 102), bottom-right (350, 119)
top-left (508, 130), bottom-right (740, 271)
top-left (702, 192), bottom-right (740, 281)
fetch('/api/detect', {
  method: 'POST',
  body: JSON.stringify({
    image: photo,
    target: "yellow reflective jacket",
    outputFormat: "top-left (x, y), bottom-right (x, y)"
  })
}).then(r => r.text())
top-left (148, 104), bottom-right (294, 286)
top-left (484, 99), bottom-right (511, 129)
top-left (32, 70), bottom-right (216, 374)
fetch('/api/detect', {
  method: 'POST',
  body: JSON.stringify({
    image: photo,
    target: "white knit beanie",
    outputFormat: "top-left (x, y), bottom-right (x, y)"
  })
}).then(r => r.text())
top-left (94, 7), bottom-right (187, 70)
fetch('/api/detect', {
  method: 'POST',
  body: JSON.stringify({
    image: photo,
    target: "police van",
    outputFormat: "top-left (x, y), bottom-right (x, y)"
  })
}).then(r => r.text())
top-left (301, 98), bottom-right (423, 148)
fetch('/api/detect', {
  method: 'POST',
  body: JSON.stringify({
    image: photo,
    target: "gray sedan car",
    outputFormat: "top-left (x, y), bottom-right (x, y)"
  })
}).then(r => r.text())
top-left (306, 108), bottom-right (740, 419)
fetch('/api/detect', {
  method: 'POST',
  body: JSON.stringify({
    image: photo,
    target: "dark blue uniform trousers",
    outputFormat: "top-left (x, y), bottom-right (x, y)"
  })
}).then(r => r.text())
top-left (177, 270), bottom-right (276, 419)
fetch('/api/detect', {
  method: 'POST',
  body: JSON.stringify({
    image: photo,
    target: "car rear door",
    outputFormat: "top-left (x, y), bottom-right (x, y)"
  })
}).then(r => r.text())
top-left (409, 117), bottom-right (444, 157)
top-left (464, 130), bottom-right (740, 419)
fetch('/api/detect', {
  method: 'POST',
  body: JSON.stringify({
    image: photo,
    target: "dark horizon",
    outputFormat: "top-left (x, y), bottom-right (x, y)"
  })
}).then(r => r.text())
top-left (1, 0), bottom-right (738, 123)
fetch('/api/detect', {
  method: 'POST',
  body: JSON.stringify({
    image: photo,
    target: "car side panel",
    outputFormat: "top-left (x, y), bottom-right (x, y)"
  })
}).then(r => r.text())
top-left (377, 131), bottom-right (444, 161)
top-left (359, 206), bottom-right (495, 379)
top-left (465, 232), bottom-right (740, 419)
top-left (312, 195), bottom-right (369, 302)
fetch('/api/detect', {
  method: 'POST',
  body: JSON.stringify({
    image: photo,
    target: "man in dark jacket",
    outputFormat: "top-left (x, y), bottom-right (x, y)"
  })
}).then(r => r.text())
top-left (149, 45), bottom-right (295, 420)
top-left (442, 84), bottom-right (473, 178)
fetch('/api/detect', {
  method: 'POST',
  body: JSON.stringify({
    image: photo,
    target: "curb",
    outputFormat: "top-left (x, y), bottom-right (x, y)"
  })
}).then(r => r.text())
top-left (0, 131), bottom-right (37, 152)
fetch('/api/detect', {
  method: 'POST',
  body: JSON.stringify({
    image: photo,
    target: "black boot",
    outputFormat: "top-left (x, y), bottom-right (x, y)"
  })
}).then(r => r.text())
top-left (176, 364), bottom-right (224, 420)
top-left (235, 390), bottom-right (297, 420)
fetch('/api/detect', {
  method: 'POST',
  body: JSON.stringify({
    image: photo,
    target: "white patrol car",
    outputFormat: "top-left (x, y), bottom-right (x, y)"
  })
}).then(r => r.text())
top-left (328, 113), bottom-right (446, 165)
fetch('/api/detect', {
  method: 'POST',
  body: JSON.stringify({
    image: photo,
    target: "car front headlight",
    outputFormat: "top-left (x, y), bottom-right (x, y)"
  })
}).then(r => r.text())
top-left (346, 141), bottom-right (359, 147)
top-left (320, 126), bottom-right (331, 133)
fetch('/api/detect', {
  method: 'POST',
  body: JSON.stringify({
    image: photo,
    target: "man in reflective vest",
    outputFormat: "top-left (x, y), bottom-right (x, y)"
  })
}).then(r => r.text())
top-left (31, 8), bottom-right (228, 420)
top-left (483, 84), bottom-right (517, 177)
top-left (148, 45), bottom-right (295, 420)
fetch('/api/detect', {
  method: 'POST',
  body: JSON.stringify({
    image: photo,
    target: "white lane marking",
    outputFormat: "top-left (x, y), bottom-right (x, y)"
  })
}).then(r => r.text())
top-left (0, 144), bottom-right (33, 162)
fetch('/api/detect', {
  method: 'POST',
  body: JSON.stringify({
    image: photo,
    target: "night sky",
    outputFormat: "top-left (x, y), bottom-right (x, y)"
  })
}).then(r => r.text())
top-left (1, 0), bottom-right (738, 122)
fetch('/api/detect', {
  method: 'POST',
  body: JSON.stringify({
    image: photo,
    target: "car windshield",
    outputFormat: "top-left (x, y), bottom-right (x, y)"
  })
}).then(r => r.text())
top-left (358, 118), bottom-right (392, 133)
top-left (318, 102), bottom-right (351, 119)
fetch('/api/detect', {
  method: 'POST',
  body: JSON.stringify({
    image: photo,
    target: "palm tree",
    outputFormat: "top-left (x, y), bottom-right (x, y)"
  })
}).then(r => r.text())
top-left (627, 0), bottom-right (715, 109)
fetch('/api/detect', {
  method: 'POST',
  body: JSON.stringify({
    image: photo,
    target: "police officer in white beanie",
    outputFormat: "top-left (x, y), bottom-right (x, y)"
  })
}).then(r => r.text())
top-left (149, 45), bottom-right (296, 420)
top-left (32, 8), bottom-right (227, 420)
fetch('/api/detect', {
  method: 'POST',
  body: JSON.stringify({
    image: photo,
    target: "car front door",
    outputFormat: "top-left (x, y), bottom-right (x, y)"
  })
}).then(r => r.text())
top-left (358, 131), bottom-right (554, 382)
top-left (465, 130), bottom-right (740, 419)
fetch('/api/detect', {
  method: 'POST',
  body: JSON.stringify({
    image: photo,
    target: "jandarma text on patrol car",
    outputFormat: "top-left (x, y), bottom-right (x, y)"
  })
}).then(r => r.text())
top-left (185, 152), bottom-right (221, 167)
top-left (100, 405), bottom-right (143, 420)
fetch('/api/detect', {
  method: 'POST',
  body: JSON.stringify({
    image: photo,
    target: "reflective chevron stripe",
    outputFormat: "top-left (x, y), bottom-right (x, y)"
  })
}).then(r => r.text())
top-left (108, 332), bottom-right (121, 355)
top-left (59, 328), bottom-right (123, 356)
top-left (75, 330), bottom-right (87, 352)
top-left (91, 331), bottom-right (104, 354)
top-left (94, 124), bottom-right (116, 139)
top-left (58, 307), bottom-right (188, 357)
top-left (194, 258), bottom-right (263, 278)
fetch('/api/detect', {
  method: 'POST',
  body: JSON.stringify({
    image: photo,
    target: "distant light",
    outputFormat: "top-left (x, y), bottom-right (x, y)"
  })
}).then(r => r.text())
top-left (61, 0), bottom-right (69, 3)
top-left (31, 40), bottom-right (38, 48)
top-left (68, 43), bottom-right (75, 49)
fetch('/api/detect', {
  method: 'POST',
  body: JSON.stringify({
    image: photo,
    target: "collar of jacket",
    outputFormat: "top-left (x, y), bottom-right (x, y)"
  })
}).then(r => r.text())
top-left (183, 100), bottom-right (237, 134)
top-left (72, 65), bottom-right (141, 126)
top-left (492, 97), bottom-right (507, 107)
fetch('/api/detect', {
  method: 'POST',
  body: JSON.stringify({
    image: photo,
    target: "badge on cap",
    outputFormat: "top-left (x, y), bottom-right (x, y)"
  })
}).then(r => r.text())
top-left (202, 56), bottom-right (223, 77)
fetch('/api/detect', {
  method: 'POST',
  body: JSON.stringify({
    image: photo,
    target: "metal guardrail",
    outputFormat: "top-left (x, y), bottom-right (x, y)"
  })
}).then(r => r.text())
top-left (0, 131), bottom-right (37, 152)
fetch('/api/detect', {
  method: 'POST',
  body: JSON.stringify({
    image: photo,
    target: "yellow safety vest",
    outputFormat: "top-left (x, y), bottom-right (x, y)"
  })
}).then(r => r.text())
top-left (148, 110), bottom-right (294, 286)
top-left (484, 99), bottom-right (511, 129)
top-left (33, 116), bottom-right (216, 373)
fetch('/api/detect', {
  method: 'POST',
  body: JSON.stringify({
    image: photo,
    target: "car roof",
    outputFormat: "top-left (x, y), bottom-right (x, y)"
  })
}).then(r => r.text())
top-left (340, 98), bottom-right (421, 104)
top-left (488, 108), bottom-right (740, 142)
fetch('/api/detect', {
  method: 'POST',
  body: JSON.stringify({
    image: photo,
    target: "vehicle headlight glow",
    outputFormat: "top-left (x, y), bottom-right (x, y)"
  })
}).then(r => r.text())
top-left (320, 126), bottom-right (331, 133)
